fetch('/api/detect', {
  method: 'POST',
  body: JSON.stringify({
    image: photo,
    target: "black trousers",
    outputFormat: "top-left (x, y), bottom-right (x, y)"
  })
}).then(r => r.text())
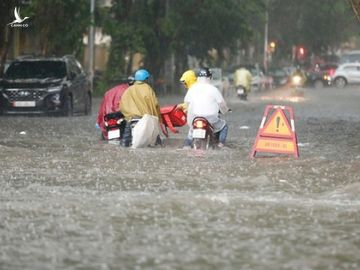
top-left (121, 121), bottom-right (132, 147)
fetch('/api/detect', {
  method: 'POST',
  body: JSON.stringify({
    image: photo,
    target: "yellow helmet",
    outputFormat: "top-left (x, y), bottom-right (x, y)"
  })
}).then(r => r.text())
top-left (180, 70), bottom-right (197, 89)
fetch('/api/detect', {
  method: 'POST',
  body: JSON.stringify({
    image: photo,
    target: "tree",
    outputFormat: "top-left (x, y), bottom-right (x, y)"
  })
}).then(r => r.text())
top-left (28, 0), bottom-right (90, 56)
top-left (101, 0), bottom-right (262, 92)
top-left (0, 0), bottom-right (21, 76)
top-left (268, 0), bottom-right (359, 64)
top-left (0, 1), bottom-right (90, 76)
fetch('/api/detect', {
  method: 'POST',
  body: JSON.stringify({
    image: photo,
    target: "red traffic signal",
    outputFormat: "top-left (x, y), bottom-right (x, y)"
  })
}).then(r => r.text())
top-left (299, 47), bottom-right (305, 56)
top-left (296, 46), bottom-right (306, 60)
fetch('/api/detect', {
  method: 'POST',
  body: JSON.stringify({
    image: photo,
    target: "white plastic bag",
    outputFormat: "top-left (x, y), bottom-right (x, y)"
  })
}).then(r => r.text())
top-left (131, 114), bottom-right (160, 148)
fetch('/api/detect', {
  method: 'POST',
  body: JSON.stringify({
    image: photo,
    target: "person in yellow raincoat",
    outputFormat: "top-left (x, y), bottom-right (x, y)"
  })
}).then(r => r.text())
top-left (177, 70), bottom-right (197, 113)
top-left (233, 67), bottom-right (252, 100)
top-left (119, 69), bottom-right (161, 147)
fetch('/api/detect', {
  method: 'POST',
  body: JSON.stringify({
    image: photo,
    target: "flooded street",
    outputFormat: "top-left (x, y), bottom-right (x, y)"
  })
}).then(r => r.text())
top-left (1, 86), bottom-right (360, 270)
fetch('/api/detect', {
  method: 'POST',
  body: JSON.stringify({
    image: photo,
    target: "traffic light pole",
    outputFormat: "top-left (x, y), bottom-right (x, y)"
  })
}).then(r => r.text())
top-left (263, 2), bottom-right (269, 73)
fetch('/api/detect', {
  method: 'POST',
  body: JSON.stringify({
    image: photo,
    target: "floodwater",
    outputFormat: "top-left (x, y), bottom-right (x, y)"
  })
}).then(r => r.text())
top-left (0, 86), bottom-right (359, 270)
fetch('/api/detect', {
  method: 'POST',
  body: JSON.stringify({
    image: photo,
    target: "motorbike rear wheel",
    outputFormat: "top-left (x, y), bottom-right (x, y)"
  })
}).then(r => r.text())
top-left (193, 135), bottom-right (210, 150)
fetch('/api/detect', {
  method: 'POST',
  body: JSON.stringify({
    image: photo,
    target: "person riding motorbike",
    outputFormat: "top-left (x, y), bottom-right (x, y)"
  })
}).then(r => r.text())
top-left (183, 67), bottom-right (229, 148)
top-left (290, 65), bottom-right (307, 88)
top-left (96, 77), bottom-right (134, 136)
top-left (177, 70), bottom-right (197, 113)
top-left (119, 69), bottom-right (161, 147)
top-left (233, 67), bottom-right (252, 100)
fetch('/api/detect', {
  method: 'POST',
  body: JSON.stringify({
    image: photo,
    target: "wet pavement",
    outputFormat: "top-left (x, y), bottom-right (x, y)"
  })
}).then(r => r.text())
top-left (0, 86), bottom-right (359, 270)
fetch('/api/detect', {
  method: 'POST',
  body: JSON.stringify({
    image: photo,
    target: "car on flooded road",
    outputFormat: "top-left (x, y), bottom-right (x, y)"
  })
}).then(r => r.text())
top-left (249, 66), bottom-right (272, 92)
top-left (331, 62), bottom-right (360, 88)
top-left (0, 55), bottom-right (92, 116)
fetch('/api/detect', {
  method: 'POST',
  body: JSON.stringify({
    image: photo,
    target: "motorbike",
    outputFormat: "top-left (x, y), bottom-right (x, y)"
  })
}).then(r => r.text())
top-left (103, 104), bottom-right (186, 145)
top-left (191, 117), bottom-right (218, 150)
top-left (236, 85), bottom-right (248, 100)
top-left (102, 111), bottom-right (126, 140)
top-left (290, 73), bottom-right (305, 97)
top-left (291, 74), bottom-right (303, 88)
top-left (160, 105), bottom-right (187, 137)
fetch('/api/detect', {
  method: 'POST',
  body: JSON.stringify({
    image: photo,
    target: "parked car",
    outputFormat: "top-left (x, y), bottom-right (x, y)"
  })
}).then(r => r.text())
top-left (331, 62), bottom-right (360, 88)
top-left (0, 55), bottom-right (92, 116)
top-left (267, 68), bottom-right (289, 87)
top-left (249, 66), bottom-right (272, 91)
top-left (306, 63), bottom-right (338, 89)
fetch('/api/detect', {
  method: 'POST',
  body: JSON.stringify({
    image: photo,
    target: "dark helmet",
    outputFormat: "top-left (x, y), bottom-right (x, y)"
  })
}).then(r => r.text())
top-left (197, 67), bottom-right (212, 78)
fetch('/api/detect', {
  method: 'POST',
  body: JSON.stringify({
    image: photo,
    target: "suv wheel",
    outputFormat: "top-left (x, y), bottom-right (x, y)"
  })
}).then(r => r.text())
top-left (63, 95), bottom-right (73, 116)
top-left (334, 77), bottom-right (347, 88)
top-left (85, 93), bottom-right (92, 115)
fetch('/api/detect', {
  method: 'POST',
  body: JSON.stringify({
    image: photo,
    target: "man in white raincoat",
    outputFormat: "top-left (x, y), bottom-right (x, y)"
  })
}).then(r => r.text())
top-left (183, 67), bottom-right (229, 148)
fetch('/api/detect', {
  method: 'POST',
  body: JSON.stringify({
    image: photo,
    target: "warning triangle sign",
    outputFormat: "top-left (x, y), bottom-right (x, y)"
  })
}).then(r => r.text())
top-left (250, 105), bottom-right (299, 158)
top-left (261, 108), bottom-right (292, 138)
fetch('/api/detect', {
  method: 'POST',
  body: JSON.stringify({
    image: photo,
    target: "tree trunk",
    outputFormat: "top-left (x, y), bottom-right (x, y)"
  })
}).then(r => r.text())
top-left (0, 27), bottom-right (12, 77)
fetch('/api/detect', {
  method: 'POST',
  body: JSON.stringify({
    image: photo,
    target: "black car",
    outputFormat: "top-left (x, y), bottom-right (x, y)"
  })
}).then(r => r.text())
top-left (267, 68), bottom-right (289, 88)
top-left (0, 55), bottom-right (92, 116)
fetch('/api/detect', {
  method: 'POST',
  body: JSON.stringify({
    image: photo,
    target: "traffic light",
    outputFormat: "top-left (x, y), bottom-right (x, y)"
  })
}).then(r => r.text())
top-left (297, 46), bottom-right (306, 60)
top-left (299, 47), bottom-right (304, 56)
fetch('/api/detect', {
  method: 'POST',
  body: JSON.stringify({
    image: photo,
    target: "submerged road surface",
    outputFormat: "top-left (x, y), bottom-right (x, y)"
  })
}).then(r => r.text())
top-left (0, 86), bottom-right (359, 270)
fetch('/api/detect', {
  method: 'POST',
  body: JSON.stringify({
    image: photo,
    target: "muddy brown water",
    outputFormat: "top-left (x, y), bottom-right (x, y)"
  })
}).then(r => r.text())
top-left (0, 86), bottom-right (359, 270)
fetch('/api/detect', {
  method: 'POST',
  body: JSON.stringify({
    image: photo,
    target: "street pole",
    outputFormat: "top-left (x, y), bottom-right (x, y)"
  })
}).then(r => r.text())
top-left (263, 1), bottom-right (269, 73)
top-left (88, 0), bottom-right (95, 90)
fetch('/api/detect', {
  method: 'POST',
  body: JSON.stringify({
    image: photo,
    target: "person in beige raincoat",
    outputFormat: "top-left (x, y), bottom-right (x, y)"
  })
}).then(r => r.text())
top-left (119, 69), bottom-right (161, 147)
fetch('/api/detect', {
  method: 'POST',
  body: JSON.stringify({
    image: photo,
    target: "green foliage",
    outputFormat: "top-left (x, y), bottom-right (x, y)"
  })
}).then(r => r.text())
top-left (166, 0), bottom-right (261, 62)
top-left (0, 1), bottom-right (18, 41)
top-left (28, 0), bottom-right (90, 56)
top-left (100, 0), bottom-right (262, 88)
top-left (269, 0), bottom-right (359, 58)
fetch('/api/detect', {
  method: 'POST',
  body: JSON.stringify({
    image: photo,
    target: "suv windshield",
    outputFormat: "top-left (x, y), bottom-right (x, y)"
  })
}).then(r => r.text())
top-left (4, 60), bottom-right (66, 80)
top-left (339, 53), bottom-right (360, 64)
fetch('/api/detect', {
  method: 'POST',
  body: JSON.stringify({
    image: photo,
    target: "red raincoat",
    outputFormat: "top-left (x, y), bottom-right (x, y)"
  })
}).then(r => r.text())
top-left (96, 84), bottom-right (129, 134)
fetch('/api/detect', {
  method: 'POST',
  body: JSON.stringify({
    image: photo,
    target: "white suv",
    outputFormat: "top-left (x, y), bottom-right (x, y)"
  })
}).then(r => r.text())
top-left (332, 62), bottom-right (360, 88)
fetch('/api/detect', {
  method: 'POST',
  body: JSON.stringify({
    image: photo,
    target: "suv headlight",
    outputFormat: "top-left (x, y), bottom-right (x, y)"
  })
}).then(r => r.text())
top-left (48, 86), bottom-right (62, 93)
top-left (50, 93), bottom-right (61, 105)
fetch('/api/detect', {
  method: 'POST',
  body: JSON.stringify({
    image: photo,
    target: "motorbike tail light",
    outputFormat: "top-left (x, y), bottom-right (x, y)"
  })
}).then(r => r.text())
top-left (328, 69), bottom-right (335, 77)
top-left (106, 119), bottom-right (118, 126)
top-left (194, 120), bottom-right (207, 129)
